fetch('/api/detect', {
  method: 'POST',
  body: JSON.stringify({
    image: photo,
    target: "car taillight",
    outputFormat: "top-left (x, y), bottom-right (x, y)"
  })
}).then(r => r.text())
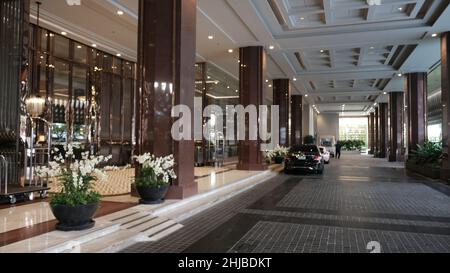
top-left (314, 155), bottom-right (322, 161)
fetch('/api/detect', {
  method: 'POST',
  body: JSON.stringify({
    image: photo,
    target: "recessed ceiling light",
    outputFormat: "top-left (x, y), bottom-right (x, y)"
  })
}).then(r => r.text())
top-left (320, 49), bottom-right (325, 53)
top-left (116, 53), bottom-right (121, 57)
top-left (77, 45), bottom-right (82, 49)
top-left (300, 17), bottom-right (305, 20)
top-left (61, 31), bottom-right (67, 35)
top-left (265, 79), bottom-right (269, 83)
top-left (92, 44), bottom-right (97, 48)
top-left (208, 35), bottom-right (214, 40)
top-left (397, 73), bottom-right (403, 77)
top-left (383, 92), bottom-right (387, 95)
top-left (305, 94), bottom-right (308, 97)
top-left (432, 33), bottom-right (438, 38)
top-left (293, 78), bottom-right (297, 81)
top-left (268, 84), bottom-right (272, 88)
top-left (269, 45), bottom-right (275, 50)
top-left (227, 86), bottom-right (230, 89)
top-left (398, 7), bottom-right (403, 11)
top-left (235, 90), bottom-right (238, 93)
top-left (369, 46), bottom-right (375, 50)
top-left (228, 49), bottom-right (233, 53)
top-left (117, 10), bottom-right (124, 15)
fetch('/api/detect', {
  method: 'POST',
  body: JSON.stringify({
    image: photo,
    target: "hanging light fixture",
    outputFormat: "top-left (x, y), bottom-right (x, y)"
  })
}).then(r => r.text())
top-left (26, 96), bottom-right (46, 118)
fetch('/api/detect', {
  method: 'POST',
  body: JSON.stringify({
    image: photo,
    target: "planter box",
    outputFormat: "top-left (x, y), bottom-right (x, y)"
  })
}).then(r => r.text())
top-left (405, 161), bottom-right (441, 179)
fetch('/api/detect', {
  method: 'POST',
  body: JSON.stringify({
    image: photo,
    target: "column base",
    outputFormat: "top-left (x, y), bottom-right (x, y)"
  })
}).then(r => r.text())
top-left (166, 182), bottom-right (198, 200)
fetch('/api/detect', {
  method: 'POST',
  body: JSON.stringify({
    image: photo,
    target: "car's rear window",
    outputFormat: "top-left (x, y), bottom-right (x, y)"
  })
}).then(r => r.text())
top-left (290, 145), bottom-right (319, 154)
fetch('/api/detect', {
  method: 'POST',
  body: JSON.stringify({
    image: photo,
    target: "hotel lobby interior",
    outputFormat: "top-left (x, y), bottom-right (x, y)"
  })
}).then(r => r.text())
top-left (1, 0), bottom-right (450, 255)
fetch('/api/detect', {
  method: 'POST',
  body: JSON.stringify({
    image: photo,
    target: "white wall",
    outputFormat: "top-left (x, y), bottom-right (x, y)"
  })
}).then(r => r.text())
top-left (317, 114), bottom-right (339, 141)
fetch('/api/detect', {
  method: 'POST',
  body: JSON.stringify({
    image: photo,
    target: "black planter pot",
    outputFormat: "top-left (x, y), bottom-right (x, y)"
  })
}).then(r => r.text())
top-left (51, 202), bottom-right (99, 231)
top-left (274, 156), bottom-right (284, 164)
top-left (137, 184), bottom-right (170, 205)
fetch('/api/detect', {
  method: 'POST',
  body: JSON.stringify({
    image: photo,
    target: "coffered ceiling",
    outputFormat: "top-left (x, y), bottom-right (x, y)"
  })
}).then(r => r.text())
top-left (31, 0), bottom-right (450, 115)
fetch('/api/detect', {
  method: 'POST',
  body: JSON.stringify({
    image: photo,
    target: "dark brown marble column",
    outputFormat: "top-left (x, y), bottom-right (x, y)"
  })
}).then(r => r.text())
top-left (237, 46), bottom-right (267, 171)
top-left (368, 113), bottom-right (375, 154)
top-left (136, 0), bottom-right (197, 199)
top-left (273, 79), bottom-right (290, 146)
top-left (291, 95), bottom-right (303, 146)
top-left (406, 72), bottom-right (427, 155)
top-left (389, 92), bottom-right (404, 162)
top-left (441, 32), bottom-right (450, 178)
top-left (374, 107), bottom-right (379, 157)
top-left (378, 103), bottom-right (388, 158)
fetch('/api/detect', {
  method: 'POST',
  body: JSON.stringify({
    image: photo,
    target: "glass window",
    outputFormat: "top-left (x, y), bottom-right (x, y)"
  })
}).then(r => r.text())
top-left (54, 35), bottom-right (70, 59)
top-left (52, 60), bottom-right (70, 144)
top-left (74, 43), bottom-right (87, 64)
top-left (427, 64), bottom-right (442, 142)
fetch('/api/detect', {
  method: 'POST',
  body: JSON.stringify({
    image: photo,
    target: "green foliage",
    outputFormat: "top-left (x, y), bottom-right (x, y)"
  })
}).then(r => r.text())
top-left (135, 167), bottom-right (168, 188)
top-left (303, 135), bottom-right (315, 144)
top-left (410, 141), bottom-right (443, 166)
top-left (340, 140), bottom-right (365, 151)
top-left (50, 171), bottom-right (101, 206)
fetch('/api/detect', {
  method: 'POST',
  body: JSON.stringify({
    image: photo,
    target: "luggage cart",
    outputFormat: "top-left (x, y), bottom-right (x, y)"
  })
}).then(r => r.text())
top-left (0, 154), bottom-right (49, 205)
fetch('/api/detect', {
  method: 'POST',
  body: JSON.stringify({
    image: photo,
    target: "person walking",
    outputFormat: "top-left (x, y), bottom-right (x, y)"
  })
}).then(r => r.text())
top-left (335, 141), bottom-right (342, 159)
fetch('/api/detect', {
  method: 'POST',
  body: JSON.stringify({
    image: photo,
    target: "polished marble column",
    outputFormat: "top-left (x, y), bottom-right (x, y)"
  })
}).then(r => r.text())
top-left (368, 113), bottom-right (375, 154)
top-left (237, 46), bottom-right (267, 171)
top-left (273, 79), bottom-right (290, 146)
top-left (441, 32), bottom-right (450, 178)
top-left (389, 92), bottom-right (404, 162)
top-left (291, 95), bottom-right (303, 146)
top-left (378, 103), bottom-right (388, 158)
top-left (374, 107), bottom-right (379, 156)
top-left (406, 72), bottom-right (427, 155)
top-left (136, 0), bottom-right (197, 199)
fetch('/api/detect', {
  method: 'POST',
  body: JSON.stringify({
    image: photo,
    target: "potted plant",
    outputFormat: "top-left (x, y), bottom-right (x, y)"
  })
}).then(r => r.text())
top-left (265, 145), bottom-right (289, 164)
top-left (134, 153), bottom-right (177, 205)
top-left (36, 144), bottom-right (112, 231)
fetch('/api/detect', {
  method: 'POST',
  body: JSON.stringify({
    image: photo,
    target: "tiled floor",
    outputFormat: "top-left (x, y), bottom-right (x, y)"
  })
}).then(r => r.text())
top-left (122, 153), bottom-right (450, 253)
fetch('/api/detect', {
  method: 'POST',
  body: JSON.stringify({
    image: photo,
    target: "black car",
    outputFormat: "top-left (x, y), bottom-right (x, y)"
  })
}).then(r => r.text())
top-left (284, 145), bottom-right (325, 174)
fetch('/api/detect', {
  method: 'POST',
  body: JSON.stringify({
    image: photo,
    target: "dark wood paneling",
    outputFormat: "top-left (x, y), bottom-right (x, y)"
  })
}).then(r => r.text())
top-left (389, 92), bottom-right (404, 162)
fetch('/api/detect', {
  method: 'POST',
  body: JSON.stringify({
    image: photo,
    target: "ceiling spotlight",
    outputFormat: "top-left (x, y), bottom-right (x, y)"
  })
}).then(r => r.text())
top-left (383, 92), bottom-right (387, 95)
top-left (117, 10), bottom-right (124, 15)
top-left (116, 53), bottom-right (121, 57)
top-left (208, 35), bottom-right (214, 40)
top-left (61, 31), bottom-right (67, 35)
top-left (397, 73), bottom-right (403, 77)
top-left (228, 49), bottom-right (234, 53)
top-left (300, 17), bottom-right (305, 20)
top-left (269, 45), bottom-right (275, 50)
top-left (266, 80), bottom-right (269, 83)
top-left (268, 84), bottom-right (272, 88)
top-left (77, 45), bottom-right (82, 49)
top-left (369, 46), bottom-right (375, 50)
top-left (320, 49), bottom-right (324, 53)
top-left (293, 78), bottom-right (297, 81)
top-left (432, 33), bottom-right (438, 38)
top-left (92, 44), bottom-right (97, 48)
top-left (305, 94), bottom-right (308, 97)
top-left (398, 7), bottom-right (403, 11)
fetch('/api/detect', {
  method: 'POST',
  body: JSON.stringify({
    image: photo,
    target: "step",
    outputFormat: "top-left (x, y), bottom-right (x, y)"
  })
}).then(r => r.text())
top-left (64, 229), bottom-right (138, 253)
top-left (0, 221), bottom-right (120, 253)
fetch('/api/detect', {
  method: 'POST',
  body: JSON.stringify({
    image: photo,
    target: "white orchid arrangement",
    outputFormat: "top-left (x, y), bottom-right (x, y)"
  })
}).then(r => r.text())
top-left (264, 145), bottom-right (289, 161)
top-left (134, 153), bottom-right (177, 187)
top-left (35, 144), bottom-right (112, 206)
